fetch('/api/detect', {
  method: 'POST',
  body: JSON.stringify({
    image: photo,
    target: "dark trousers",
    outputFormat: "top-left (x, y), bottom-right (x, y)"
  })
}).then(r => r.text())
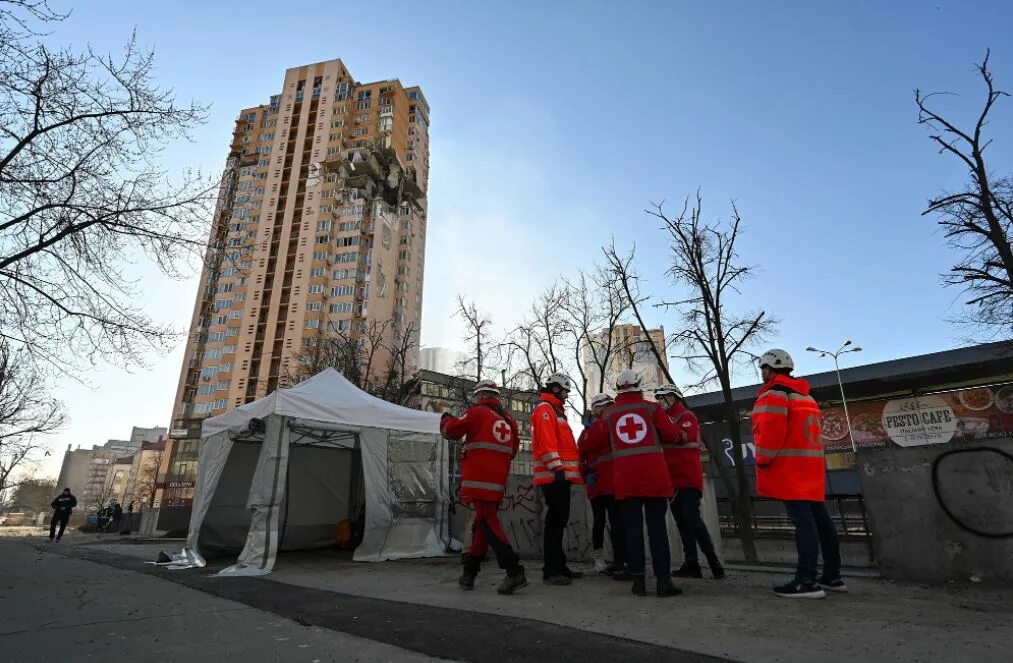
top-left (783, 500), bottom-right (842, 584)
top-left (621, 497), bottom-right (670, 578)
top-left (467, 500), bottom-right (521, 574)
top-left (591, 495), bottom-right (625, 566)
top-left (670, 488), bottom-right (718, 564)
top-left (540, 482), bottom-right (571, 578)
top-left (49, 514), bottom-right (69, 540)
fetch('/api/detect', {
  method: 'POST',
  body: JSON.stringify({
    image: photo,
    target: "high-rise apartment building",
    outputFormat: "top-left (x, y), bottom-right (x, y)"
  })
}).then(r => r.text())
top-left (158, 59), bottom-right (430, 506)
top-left (583, 324), bottom-right (670, 397)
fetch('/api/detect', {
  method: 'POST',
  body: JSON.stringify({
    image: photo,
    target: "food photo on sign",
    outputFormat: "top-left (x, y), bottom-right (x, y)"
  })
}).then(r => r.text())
top-left (818, 384), bottom-right (1013, 451)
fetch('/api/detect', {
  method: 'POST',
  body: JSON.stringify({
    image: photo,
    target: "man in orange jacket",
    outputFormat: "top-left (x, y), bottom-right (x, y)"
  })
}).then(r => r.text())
top-left (441, 380), bottom-right (528, 595)
top-left (753, 349), bottom-right (844, 599)
top-left (530, 372), bottom-right (583, 585)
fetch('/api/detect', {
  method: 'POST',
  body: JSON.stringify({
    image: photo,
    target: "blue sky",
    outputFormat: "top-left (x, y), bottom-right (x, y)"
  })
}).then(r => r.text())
top-left (33, 1), bottom-right (1012, 476)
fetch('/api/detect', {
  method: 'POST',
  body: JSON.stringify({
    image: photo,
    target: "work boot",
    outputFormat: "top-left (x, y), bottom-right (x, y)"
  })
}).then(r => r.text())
top-left (631, 576), bottom-right (648, 597)
top-left (672, 561), bottom-right (703, 579)
top-left (656, 578), bottom-right (683, 598)
top-left (497, 568), bottom-right (528, 595)
top-left (708, 557), bottom-right (726, 580)
top-left (542, 574), bottom-right (573, 586)
top-left (459, 556), bottom-right (479, 591)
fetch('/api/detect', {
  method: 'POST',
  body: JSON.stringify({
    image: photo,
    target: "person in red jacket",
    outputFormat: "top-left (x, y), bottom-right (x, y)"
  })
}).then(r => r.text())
top-left (655, 384), bottom-right (724, 580)
top-left (440, 380), bottom-right (528, 595)
top-left (577, 393), bottom-right (626, 576)
top-left (754, 349), bottom-right (843, 599)
top-left (530, 372), bottom-right (584, 585)
top-left (581, 370), bottom-right (682, 598)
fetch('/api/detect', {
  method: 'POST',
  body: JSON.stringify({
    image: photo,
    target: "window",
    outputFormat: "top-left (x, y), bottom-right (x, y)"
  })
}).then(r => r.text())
top-left (222, 344), bottom-right (236, 354)
top-left (194, 402), bottom-right (212, 415)
top-left (230, 310), bottom-right (242, 319)
top-left (328, 132), bottom-right (342, 141)
top-left (338, 220), bottom-right (360, 232)
top-left (356, 101), bottom-right (370, 110)
top-left (319, 204), bottom-right (333, 214)
top-left (217, 380), bottom-right (231, 391)
top-left (259, 132), bottom-right (275, 141)
top-left (335, 251), bottom-right (357, 263)
top-left (308, 284), bottom-right (324, 294)
top-left (310, 267), bottom-right (326, 277)
top-left (330, 285), bottom-right (354, 297)
top-left (213, 399), bottom-right (228, 411)
top-left (316, 220), bottom-right (332, 232)
top-left (209, 331), bottom-right (226, 342)
top-left (226, 327), bottom-right (240, 337)
top-left (312, 250), bottom-right (331, 261)
top-left (332, 268), bottom-right (357, 280)
top-left (213, 315), bottom-right (228, 325)
top-left (307, 301), bottom-right (322, 311)
top-left (315, 235), bottom-right (329, 244)
top-left (329, 302), bottom-right (353, 314)
top-left (330, 119), bottom-right (345, 128)
top-left (337, 236), bottom-right (359, 247)
top-left (305, 319), bottom-right (320, 329)
top-left (356, 113), bottom-right (369, 123)
top-left (353, 127), bottom-right (367, 137)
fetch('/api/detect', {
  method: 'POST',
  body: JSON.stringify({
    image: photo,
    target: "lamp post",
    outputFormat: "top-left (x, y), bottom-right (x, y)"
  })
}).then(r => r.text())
top-left (806, 341), bottom-right (862, 454)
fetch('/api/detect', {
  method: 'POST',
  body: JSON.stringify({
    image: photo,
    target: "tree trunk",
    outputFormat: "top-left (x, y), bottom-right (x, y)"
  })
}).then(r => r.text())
top-left (723, 395), bottom-right (758, 562)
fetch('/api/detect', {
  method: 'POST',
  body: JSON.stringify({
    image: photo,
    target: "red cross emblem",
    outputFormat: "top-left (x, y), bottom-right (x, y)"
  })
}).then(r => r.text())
top-left (492, 420), bottom-right (512, 443)
top-left (615, 413), bottom-right (648, 445)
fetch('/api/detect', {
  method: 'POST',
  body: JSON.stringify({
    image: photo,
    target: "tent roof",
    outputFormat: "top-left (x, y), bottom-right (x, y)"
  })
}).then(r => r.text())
top-left (201, 369), bottom-right (439, 438)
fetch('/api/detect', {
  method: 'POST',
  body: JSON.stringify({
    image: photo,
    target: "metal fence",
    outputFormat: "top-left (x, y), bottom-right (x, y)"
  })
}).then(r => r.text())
top-left (716, 494), bottom-right (872, 540)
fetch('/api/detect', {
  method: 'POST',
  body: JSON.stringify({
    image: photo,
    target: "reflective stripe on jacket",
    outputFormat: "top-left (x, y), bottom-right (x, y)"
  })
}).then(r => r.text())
top-left (752, 374), bottom-right (826, 502)
top-left (530, 394), bottom-right (583, 486)
top-left (440, 397), bottom-right (520, 503)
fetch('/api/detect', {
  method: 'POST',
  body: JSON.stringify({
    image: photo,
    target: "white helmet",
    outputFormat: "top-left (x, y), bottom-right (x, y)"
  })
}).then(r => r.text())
top-left (759, 349), bottom-right (794, 371)
top-left (589, 393), bottom-right (614, 410)
top-left (544, 372), bottom-right (572, 391)
top-left (472, 379), bottom-right (501, 396)
top-left (615, 369), bottom-right (643, 393)
top-left (654, 384), bottom-right (684, 400)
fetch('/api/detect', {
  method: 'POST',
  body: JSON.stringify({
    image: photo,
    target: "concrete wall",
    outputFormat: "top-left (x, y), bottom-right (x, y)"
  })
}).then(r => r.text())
top-left (859, 438), bottom-right (1013, 583)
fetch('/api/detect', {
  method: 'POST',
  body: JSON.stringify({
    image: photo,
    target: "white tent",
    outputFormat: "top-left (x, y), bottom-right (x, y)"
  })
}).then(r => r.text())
top-left (176, 369), bottom-right (451, 576)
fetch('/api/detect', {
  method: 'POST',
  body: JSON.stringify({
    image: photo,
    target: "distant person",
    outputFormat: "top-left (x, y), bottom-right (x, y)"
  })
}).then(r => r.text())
top-left (654, 384), bottom-right (724, 580)
top-left (580, 370), bottom-right (683, 597)
top-left (530, 373), bottom-right (584, 585)
top-left (577, 393), bottom-right (628, 577)
top-left (753, 349), bottom-right (844, 599)
top-left (49, 488), bottom-right (77, 542)
top-left (110, 501), bottom-right (123, 533)
top-left (440, 380), bottom-right (527, 595)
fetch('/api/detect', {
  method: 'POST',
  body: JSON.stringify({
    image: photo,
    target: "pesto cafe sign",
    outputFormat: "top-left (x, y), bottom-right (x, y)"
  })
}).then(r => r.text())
top-left (881, 395), bottom-right (958, 447)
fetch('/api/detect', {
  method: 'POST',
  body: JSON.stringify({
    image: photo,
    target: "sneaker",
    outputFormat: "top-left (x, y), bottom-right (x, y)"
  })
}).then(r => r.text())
top-left (631, 576), bottom-right (648, 597)
top-left (656, 578), bottom-right (683, 598)
top-left (671, 561), bottom-right (703, 579)
top-left (773, 581), bottom-right (826, 599)
top-left (560, 567), bottom-right (584, 579)
top-left (497, 569), bottom-right (528, 595)
top-left (458, 572), bottom-right (476, 591)
top-left (817, 577), bottom-right (848, 593)
top-left (542, 575), bottom-right (573, 586)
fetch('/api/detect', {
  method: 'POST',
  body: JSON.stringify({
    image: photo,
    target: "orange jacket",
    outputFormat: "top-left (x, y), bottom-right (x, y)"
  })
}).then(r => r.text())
top-left (752, 374), bottom-right (825, 502)
top-left (530, 393), bottom-right (583, 486)
top-left (440, 397), bottom-right (520, 503)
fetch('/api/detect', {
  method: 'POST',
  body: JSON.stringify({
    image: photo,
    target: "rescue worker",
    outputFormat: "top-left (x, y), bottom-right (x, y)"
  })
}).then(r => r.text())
top-left (581, 370), bottom-right (683, 597)
top-left (531, 372), bottom-right (584, 585)
top-left (49, 488), bottom-right (77, 542)
top-left (440, 380), bottom-right (528, 595)
top-left (753, 349), bottom-right (844, 599)
top-left (577, 393), bottom-right (627, 576)
top-left (655, 384), bottom-right (724, 580)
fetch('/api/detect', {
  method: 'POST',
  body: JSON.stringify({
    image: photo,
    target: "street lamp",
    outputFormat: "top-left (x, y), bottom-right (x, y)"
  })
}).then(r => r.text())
top-left (806, 341), bottom-right (862, 454)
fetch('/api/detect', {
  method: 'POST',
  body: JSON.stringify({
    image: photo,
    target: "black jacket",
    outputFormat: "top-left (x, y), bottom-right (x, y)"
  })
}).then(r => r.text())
top-left (51, 494), bottom-right (77, 517)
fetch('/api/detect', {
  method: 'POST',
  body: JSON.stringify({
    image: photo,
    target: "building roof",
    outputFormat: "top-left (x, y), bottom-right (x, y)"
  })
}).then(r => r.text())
top-left (684, 341), bottom-right (1013, 418)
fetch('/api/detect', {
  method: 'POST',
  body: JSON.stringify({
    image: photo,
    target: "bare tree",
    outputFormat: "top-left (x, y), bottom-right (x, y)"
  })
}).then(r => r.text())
top-left (0, 5), bottom-right (216, 375)
top-left (602, 241), bottom-right (671, 377)
top-left (455, 296), bottom-right (493, 382)
top-left (0, 340), bottom-right (63, 501)
top-left (502, 285), bottom-right (567, 392)
top-left (372, 321), bottom-right (420, 406)
top-left (649, 193), bottom-right (776, 562)
top-left (132, 445), bottom-right (164, 509)
top-left (10, 475), bottom-right (55, 514)
top-left (287, 332), bottom-right (364, 386)
top-left (916, 51), bottom-right (1013, 338)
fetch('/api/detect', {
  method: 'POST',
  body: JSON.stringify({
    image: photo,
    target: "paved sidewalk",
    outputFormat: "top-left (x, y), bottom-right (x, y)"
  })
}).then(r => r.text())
top-left (0, 540), bottom-right (446, 663)
top-left (17, 535), bottom-right (1013, 663)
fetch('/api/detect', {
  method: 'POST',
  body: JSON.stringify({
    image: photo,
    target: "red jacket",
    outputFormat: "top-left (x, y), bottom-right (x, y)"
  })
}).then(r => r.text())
top-left (663, 401), bottom-right (705, 492)
top-left (530, 393), bottom-right (583, 486)
top-left (440, 397), bottom-right (520, 503)
top-left (752, 374), bottom-right (826, 502)
top-left (581, 392), bottom-right (677, 500)
top-left (578, 418), bottom-right (614, 498)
